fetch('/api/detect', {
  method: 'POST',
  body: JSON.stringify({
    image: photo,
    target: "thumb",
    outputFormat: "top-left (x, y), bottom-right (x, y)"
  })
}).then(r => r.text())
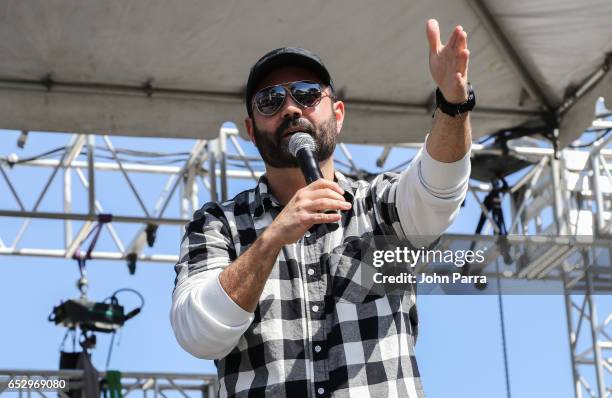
top-left (426, 19), bottom-right (442, 55)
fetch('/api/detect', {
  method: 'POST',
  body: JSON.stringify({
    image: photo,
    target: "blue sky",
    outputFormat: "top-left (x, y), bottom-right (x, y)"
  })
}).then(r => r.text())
top-left (0, 126), bottom-right (609, 397)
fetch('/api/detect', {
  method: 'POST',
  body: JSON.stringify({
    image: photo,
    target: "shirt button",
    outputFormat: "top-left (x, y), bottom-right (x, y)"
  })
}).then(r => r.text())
top-left (317, 387), bottom-right (325, 395)
top-left (314, 345), bottom-right (322, 353)
top-left (307, 268), bottom-right (315, 276)
top-left (304, 231), bottom-right (311, 237)
top-left (312, 305), bottom-right (319, 313)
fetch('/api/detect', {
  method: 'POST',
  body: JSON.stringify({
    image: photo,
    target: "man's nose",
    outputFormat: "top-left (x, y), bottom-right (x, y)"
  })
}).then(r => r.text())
top-left (281, 95), bottom-right (303, 119)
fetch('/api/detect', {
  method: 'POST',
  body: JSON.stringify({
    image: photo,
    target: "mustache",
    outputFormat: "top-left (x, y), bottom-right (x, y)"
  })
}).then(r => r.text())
top-left (274, 118), bottom-right (316, 143)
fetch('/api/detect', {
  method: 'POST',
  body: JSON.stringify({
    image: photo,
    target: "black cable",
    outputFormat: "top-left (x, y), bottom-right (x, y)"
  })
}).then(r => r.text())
top-left (105, 331), bottom-right (117, 370)
top-left (102, 288), bottom-right (144, 369)
top-left (469, 177), bottom-right (513, 397)
top-left (3, 146), bottom-right (66, 165)
top-left (568, 129), bottom-right (611, 148)
top-left (59, 328), bottom-right (71, 352)
top-left (93, 145), bottom-right (191, 158)
top-left (3, 146), bottom-right (190, 166)
top-left (18, 152), bottom-right (189, 165)
top-left (383, 157), bottom-right (415, 173)
top-left (114, 148), bottom-right (191, 157)
top-left (227, 161), bottom-right (264, 169)
top-left (332, 156), bottom-right (415, 177)
top-left (80, 152), bottom-right (189, 165)
top-left (103, 288), bottom-right (145, 311)
top-left (496, 258), bottom-right (512, 398)
top-left (478, 134), bottom-right (496, 144)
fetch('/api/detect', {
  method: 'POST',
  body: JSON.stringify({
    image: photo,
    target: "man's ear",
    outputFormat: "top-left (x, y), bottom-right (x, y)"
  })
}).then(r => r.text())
top-left (333, 100), bottom-right (345, 136)
top-left (244, 117), bottom-right (255, 142)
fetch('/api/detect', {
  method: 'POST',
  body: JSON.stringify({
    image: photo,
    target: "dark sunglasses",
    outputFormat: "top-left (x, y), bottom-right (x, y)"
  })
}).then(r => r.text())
top-left (252, 80), bottom-right (333, 116)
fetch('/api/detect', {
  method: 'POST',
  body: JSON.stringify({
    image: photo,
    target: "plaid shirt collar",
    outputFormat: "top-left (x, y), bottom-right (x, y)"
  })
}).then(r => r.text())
top-left (254, 170), bottom-right (356, 215)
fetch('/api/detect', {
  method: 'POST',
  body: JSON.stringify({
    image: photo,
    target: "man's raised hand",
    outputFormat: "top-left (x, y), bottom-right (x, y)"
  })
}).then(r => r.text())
top-left (426, 19), bottom-right (470, 104)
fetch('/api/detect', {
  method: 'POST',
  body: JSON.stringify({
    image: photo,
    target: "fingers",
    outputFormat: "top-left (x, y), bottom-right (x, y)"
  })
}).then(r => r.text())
top-left (298, 183), bottom-right (351, 211)
top-left (456, 49), bottom-right (470, 78)
top-left (307, 178), bottom-right (344, 196)
top-left (304, 198), bottom-right (352, 212)
top-left (426, 19), bottom-right (441, 55)
top-left (438, 23), bottom-right (469, 78)
top-left (271, 179), bottom-right (348, 244)
top-left (309, 212), bottom-right (342, 224)
top-left (304, 187), bottom-right (345, 202)
top-left (293, 180), bottom-right (351, 224)
top-left (456, 26), bottom-right (467, 52)
top-left (293, 201), bottom-right (343, 226)
top-left (292, 178), bottom-right (350, 213)
top-left (446, 25), bottom-right (459, 49)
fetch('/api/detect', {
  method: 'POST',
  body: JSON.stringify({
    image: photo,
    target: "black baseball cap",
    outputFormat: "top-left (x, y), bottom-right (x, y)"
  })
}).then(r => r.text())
top-left (245, 47), bottom-right (335, 117)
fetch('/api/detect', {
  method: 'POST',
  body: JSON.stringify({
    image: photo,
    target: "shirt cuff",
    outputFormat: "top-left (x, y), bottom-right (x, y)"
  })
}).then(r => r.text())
top-left (418, 139), bottom-right (471, 197)
top-left (198, 268), bottom-right (254, 327)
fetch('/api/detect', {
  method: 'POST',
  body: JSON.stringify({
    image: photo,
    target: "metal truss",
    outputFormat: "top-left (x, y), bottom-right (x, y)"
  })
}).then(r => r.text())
top-left (1, 116), bottom-right (611, 395)
top-left (0, 369), bottom-right (218, 397)
top-left (0, 127), bottom-right (261, 264)
top-left (445, 120), bottom-right (612, 292)
top-left (440, 116), bottom-right (611, 396)
top-left (563, 258), bottom-right (612, 398)
top-left (1, 121), bottom-right (611, 267)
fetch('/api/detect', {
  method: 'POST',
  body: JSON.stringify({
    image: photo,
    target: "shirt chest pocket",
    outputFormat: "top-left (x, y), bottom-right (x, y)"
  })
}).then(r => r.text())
top-left (325, 236), bottom-right (387, 304)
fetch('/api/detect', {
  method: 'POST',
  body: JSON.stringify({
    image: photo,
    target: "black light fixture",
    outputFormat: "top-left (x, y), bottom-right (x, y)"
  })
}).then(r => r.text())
top-left (17, 130), bottom-right (29, 149)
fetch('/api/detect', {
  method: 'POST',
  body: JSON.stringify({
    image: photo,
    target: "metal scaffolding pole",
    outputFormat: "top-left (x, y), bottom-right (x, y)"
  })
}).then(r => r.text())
top-left (563, 270), bottom-right (584, 398)
top-left (584, 249), bottom-right (607, 398)
top-left (563, 248), bottom-right (612, 398)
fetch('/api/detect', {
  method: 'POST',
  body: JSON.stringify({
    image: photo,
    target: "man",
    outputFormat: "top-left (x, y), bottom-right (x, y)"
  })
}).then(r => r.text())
top-left (171, 19), bottom-right (472, 397)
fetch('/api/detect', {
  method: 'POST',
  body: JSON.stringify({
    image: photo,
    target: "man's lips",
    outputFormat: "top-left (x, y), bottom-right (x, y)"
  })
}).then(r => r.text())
top-left (282, 129), bottom-right (304, 137)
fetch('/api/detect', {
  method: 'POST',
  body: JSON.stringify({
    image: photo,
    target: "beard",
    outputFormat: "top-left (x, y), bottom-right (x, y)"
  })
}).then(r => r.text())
top-left (252, 115), bottom-right (338, 168)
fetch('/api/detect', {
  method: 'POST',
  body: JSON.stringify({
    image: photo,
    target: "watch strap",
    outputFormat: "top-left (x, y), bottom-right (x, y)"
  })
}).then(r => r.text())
top-left (434, 84), bottom-right (476, 117)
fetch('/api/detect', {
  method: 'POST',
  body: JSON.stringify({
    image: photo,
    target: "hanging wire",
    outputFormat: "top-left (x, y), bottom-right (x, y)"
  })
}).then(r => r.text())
top-left (1, 146), bottom-right (66, 165)
top-left (383, 157), bottom-right (415, 173)
top-left (0, 145), bottom-right (192, 166)
top-left (495, 257), bottom-right (512, 398)
top-left (568, 128), bottom-right (611, 148)
top-left (87, 153), bottom-right (190, 165)
top-left (105, 331), bottom-right (117, 370)
top-left (103, 288), bottom-right (145, 369)
top-left (59, 328), bottom-right (71, 352)
top-left (94, 146), bottom-right (191, 157)
top-left (102, 288), bottom-right (145, 310)
top-left (333, 155), bottom-right (416, 176)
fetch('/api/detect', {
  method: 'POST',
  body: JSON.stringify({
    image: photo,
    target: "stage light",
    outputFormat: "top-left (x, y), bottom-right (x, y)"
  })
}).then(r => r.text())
top-left (126, 252), bottom-right (137, 275)
top-left (145, 223), bottom-right (158, 247)
top-left (17, 130), bottom-right (28, 148)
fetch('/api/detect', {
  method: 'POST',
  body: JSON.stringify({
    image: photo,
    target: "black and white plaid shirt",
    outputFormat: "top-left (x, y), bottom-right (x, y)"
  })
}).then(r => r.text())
top-left (171, 147), bottom-right (469, 397)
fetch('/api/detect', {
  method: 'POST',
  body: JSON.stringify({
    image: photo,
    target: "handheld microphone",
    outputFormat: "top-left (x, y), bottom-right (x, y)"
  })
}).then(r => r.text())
top-left (288, 133), bottom-right (340, 221)
top-left (288, 132), bottom-right (323, 184)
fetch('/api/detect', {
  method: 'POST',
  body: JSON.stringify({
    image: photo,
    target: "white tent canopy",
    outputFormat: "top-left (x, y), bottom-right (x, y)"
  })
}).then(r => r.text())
top-left (0, 0), bottom-right (611, 146)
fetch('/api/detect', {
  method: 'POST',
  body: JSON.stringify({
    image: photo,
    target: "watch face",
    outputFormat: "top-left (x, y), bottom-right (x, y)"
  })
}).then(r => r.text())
top-left (467, 84), bottom-right (475, 102)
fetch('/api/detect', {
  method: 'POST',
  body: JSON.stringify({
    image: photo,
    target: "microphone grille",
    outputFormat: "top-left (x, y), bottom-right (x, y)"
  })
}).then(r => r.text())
top-left (288, 132), bottom-right (316, 157)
